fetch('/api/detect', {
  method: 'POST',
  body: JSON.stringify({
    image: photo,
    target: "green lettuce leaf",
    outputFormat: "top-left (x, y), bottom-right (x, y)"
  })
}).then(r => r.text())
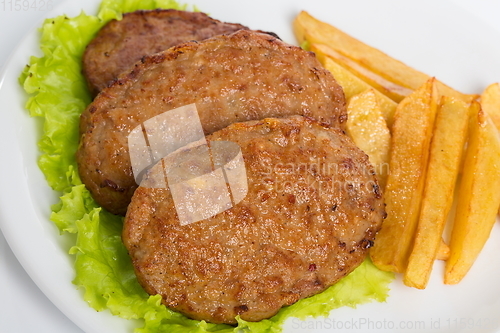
top-left (19, 0), bottom-right (394, 332)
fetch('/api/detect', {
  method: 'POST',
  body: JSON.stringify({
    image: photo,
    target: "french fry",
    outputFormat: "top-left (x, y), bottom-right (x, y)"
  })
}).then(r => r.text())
top-left (444, 104), bottom-right (500, 285)
top-left (404, 96), bottom-right (470, 289)
top-left (311, 47), bottom-right (398, 127)
top-left (370, 78), bottom-right (438, 273)
top-left (312, 43), bottom-right (412, 102)
top-left (296, 10), bottom-right (499, 286)
top-left (346, 89), bottom-right (391, 189)
top-left (481, 82), bottom-right (500, 133)
top-left (293, 10), bottom-right (425, 89)
top-left (293, 11), bottom-right (478, 103)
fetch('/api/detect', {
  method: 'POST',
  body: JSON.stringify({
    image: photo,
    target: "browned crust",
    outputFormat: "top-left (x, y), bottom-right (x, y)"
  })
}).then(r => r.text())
top-left (123, 116), bottom-right (384, 324)
top-left (82, 9), bottom-right (248, 95)
top-left (77, 30), bottom-right (346, 215)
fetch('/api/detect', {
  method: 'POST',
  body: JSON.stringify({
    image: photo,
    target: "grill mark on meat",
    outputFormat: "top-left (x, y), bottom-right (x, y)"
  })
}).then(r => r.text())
top-left (101, 179), bottom-right (125, 192)
top-left (373, 183), bottom-right (382, 199)
top-left (234, 305), bottom-right (249, 315)
top-left (360, 239), bottom-right (375, 249)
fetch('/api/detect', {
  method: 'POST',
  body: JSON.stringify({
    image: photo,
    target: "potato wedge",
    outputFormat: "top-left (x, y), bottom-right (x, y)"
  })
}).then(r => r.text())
top-left (404, 96), bottom-right (470, 289)
top-left (370, 78), bottom-right (438, 273)
top-left (311, 47), bottom-right (398, 127)
top-left (346, 89), bottom-right (391, 189)
top-left (481, 82), bottom-right (500, 133)
top-left (312, 43), bottom-right (412, 102)
top-left (444, 104), bottom-right (500, 285)
top-left (293, 11), bottom-right (477, 103)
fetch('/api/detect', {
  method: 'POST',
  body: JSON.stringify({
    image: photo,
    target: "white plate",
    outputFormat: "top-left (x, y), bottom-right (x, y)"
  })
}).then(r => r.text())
top-left (1, 0), bottom-right (500, 332)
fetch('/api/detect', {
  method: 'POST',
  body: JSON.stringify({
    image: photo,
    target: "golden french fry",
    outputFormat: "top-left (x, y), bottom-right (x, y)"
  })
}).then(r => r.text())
top-left (311, 47), bottom-right (397, 127)
top-left (293, 11), bottom-right (477, 103)
top-left (404, 96), bottom-right (470, 289)
top-left (370, 78), bottom-right (438, 273)
top-left (444, 104), bottom-right (500, 285)
top-left (481, 82), bottom-right (500, 133)
top-left (486, 81), bottom-right (500, 215)
top-left (312, 43), bottom-right (412, 102)
top-left (346, 89), bottom-right (391, 189)
top-left (293, 10), bottom-right (424, 89)
top-left (437, 239), bottom-right (450, 261)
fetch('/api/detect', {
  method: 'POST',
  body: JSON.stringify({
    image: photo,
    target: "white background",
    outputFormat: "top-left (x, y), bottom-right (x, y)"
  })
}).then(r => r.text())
top-left (1, 0), bottom-right (500, 332)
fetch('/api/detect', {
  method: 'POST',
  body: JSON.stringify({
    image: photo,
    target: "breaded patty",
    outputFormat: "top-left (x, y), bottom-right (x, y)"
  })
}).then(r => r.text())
top-left (122, 116), bottom-right (385, 324)
top-left (77, 30), bottom-right (347, 215)
top-left (82, 9), bottom-right (247, 96)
